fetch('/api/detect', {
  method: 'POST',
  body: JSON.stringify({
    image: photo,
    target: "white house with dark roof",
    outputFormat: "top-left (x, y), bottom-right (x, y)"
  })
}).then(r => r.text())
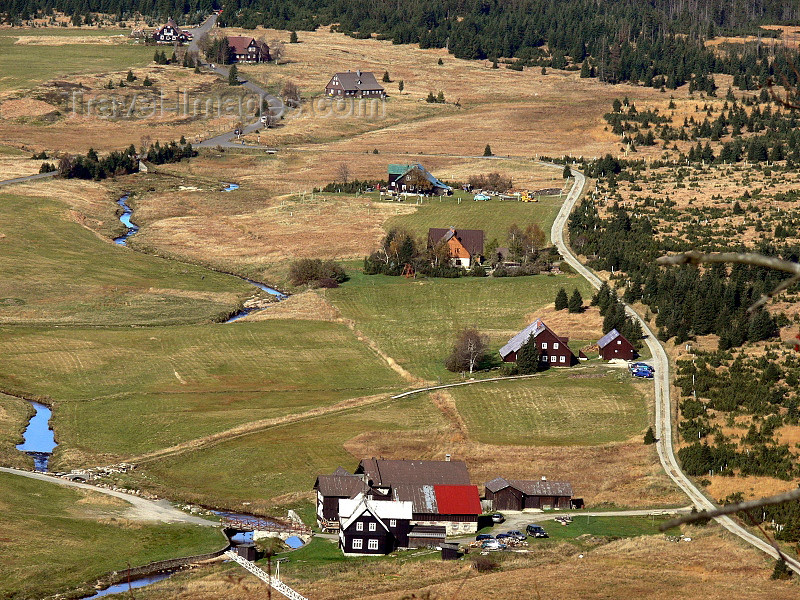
top-left (338, 493), bottom-right (412, 555)
top-left (325, 70), bottom-right (386, 98)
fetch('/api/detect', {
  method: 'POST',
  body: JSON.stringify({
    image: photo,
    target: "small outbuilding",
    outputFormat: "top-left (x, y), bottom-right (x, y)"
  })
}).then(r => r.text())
top-left (408, 525), bottom-right (447, 548)
top-left (440, 542), bottom-right (462, 560)
top-left (597, 328), bottom-right (637, 361)
top-left (484, 476), bottom-right (573, 511)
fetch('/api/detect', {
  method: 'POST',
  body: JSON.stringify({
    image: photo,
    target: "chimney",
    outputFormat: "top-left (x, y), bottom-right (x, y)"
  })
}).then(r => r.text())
top-left (357, 69), bottom-right (361, 77)
top-left (445, 454), bottom-right (451, 462)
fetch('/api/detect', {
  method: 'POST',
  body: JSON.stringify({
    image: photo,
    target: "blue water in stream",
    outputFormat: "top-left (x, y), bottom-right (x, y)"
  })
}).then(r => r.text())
top-left (222, 182), bottom-right (240, 192)
top-left (16, 401), bottom-right (57, 471)
top-left (83, 571), bottom-right (175, 599)
top-left (113, 196), bottom-right (138, 246)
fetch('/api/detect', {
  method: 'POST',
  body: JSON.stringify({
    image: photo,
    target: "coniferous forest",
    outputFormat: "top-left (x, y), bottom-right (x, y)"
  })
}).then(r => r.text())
top-left (8, 0), bottom-right (800, 85)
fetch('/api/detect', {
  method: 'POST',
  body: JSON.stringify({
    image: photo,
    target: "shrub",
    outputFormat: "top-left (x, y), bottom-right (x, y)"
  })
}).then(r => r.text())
top-left (471, 555), bottom-right (498, 572)
top-left (288, 259), bottom-right (347, 287)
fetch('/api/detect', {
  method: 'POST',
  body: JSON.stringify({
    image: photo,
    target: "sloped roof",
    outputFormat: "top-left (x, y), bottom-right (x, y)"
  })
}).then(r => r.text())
top-left (408, 525), bottom-right (446, 538)
top-left (484, 476), bottom-right (511, 493)
top-left (393, 163), bottom-right (452, 192)
top-left (228, 36), bottom-right (258, 54)
top-left (428, 228), bottom-right (484, 257)
top-left (507, 479), bottom-right (573, 497)
top-left (393, 483), bottom-right (438, 514)
top-left (314, 473), bottom-right (365, 498)
top-left (339, 493), bottom-right (412, 531)
top-left (333, 466), bottom-right (353, 476)
top-left (597, 328), bottom-right (628, 348)
top-left (388, 164), bottom-right (412, 175)
top-left (434, 485), bottom-right (482, 515)
top-left (330, 70), bottom-right (384, 92)
top-left (498, 319), bottom-right (548, 358)
top-left (155, 18), bottom-right (182, 36)
top-left (357, 458), bottom-right (470, 487)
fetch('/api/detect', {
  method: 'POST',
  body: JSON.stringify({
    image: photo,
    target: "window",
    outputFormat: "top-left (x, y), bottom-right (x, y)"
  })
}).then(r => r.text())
top-left (352, 539), bottom-right (363, 550)
top-left (553, 342), bottom-right (559, 349)
top-left (617, 340), bottom-right (622, 345)
top-left (541, 342), bottom-right (548, 349)
top-left (368, 522), bottom-right (377, 532)
top-left (390, 519), bottom-right (397, 527)
top-left (356, 522), bottom-right (363, 531)
top-left (560, 355), bottom-right (566, 363)
top-left (550, 355), bottom-right (557, 362)
top-left (368, 539), bottom-right (379, 550)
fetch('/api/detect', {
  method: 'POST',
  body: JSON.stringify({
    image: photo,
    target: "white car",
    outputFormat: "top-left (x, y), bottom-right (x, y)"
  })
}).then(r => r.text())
top-left (481, 539), bottom-right (505, 550)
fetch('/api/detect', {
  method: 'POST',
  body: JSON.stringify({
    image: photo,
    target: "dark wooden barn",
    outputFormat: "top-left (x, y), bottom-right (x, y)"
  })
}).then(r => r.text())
top-left (597, 328), bottom-right (637, 361)
top-left (484, 477), bottom-right (573, 511)
top-left (499, 319), bottom-right (577, 367)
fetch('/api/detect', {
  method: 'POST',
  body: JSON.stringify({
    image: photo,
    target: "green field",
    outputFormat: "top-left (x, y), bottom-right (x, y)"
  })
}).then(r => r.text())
top-left (325, 271), bottom-right (595, 380)
top-left (0, 320), bottom-right (405, 464)
top-left (0, 393), bottom-right (34, 468)
top-left (0, 472), bottom-right (226, 600)
top-left (138, 392), bottom-right (444, 510)
top-left (0, 30), bottom-right (154, 91)
top-left (382, 193), bottom-right (564, 246)
top-left (0, 193), bottom-right (251, 326)
top-left (448, 370), bottom-right (647, 446)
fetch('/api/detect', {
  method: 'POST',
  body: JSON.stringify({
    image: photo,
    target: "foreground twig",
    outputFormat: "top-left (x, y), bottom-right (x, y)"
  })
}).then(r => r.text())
top-left (656, 251), bottom-right (800, 312)
top-left (659, 487), bottom-right (800, 530)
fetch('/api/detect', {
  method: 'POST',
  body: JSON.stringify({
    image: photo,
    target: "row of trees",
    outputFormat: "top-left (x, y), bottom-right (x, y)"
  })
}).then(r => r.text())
top-left (554, 287), bottom-right (583, 313)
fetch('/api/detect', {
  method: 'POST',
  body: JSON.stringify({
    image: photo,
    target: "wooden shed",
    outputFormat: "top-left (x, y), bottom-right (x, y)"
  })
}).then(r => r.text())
top-left (597, 328), bottom-right (637, 361)
top-left (484, 477), bottom-right (573, 511)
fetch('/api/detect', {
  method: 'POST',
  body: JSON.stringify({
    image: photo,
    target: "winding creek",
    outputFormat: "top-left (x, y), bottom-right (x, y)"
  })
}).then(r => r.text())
top-left (13, 183), bottom-right (295, 596)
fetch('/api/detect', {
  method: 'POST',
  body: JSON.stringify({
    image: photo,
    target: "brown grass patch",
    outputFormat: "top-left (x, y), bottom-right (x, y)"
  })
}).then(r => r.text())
top-left (12, 34), bottom-right (128, 45)
top-left (705, 475), bottom-right (798, 503)
top-left (243, 290), bottom-right (340, 322)
top-left (0, 98), bottom-right (59, 118)
top-left (524, 304), bottom-right (605, 341)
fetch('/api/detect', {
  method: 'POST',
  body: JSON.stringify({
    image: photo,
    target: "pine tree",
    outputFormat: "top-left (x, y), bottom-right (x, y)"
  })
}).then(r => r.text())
top-left (228, 64), bottom-right (239, 86)
top-left (426, 91), bottom-right (436, 103)
top-left (643, 426), bottom-right (656, 445)
top-left (382, 71), bottom-right (390, 82)
top-left (437, 58), bottom-right (443, 65)
top-left (126, 69), bottom-right (135, 82)
top-left (563, 163), bottom-right (571, 178)
top-left (516, 336), bottom-right (540, 374)
top-left (771, 558), bottom-right (792, 580)
top-left (398, 80), bottom-right (404, 93)
top-left (568, 289), bottom-right (583, 313)
top-left (555, 287), bottom-right (568, 310)
top-left (289, 31), bottom-right (298, 43)
top-left (483, 144), bottom-right (493, 156)
top-left (436, 90), bottom-right (445, 103)
top-left (142, 75), bottom-right (152, 87)
top-left (580, 61), bottom-right (590, 78)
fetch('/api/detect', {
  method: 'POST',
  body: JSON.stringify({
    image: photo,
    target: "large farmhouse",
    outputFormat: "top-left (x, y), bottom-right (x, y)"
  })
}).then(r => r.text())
top-left (388, 163), bottom-right (452, 196)
top-left (484, 476), bottom-right (574, 511)
top-left (227, 36), bottom-right (270, 63)
top-left (153, 18), bottom-right (192, 44)
top-left (499, 318), bottom-right (577, 366)
top-left (315, 458), bottom-right (482, 538)
top-left (427, 227), bottom-right (484, 269)
top-left (325, 70), bottom-right (386, 98)
top-left (597, 328), bottom-right (637, 361)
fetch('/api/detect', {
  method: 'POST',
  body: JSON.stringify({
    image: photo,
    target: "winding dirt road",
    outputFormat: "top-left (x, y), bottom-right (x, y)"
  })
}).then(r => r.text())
top-left (551, 165), bottom-right (800, 574)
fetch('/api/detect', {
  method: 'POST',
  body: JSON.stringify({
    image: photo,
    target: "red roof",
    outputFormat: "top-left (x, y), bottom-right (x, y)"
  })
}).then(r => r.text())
top-left (433, 485), bottom-right (481, 515)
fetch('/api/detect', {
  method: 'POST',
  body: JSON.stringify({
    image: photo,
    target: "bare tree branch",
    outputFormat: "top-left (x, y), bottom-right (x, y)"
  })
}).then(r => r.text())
top-left (659, 487), bottom-right (800, 530)
top-left (656, 251), bottom-right (800, 312)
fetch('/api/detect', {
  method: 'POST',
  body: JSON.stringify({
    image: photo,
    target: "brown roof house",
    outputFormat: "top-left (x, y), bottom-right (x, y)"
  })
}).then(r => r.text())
top-left (314, 467), bottom-right (366, 531)
top-left (326, 70), bottom-right (386, 98)
top-left (484, 476), bottom-right (573, 511)
top-left (597, 328), bottom-right (637, 361)
top-left (428, 227), bottom-right (484, 269)
top-left (227, 36), bottom-right (270, 63)
top-left (499, 318), bottom-right (577, 367)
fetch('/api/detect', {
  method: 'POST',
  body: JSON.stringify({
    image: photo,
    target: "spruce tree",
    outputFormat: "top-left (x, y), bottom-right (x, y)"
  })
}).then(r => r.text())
top-left (290, 31), bottom-right (299, 43)
top-left (126, 69), bottom-right (135, 82)
top-left (382, 70), bottom-right (390, 82)
top-left (568, 289), bottom-right (583, 313)
top-left (563, 163), bottom-right (571, 178)
top-left (228, 64), bottom-right (239, 86)
top-left (771, 558), bottom-right (792, 580)
top-left (483, 144), bottom-right (493, 156)
top-left (555, 287), bottom-right (568, 310)
top-left (516, 336), bottom-right (540, 374)
top-left (643, 426), bottom-right (656, 445)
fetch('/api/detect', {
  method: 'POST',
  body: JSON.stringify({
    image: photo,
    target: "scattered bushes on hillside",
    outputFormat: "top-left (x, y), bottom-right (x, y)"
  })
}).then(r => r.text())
top-left (288, 258), bottom-right (348, 288)
top-left (315, 179), bottom-right (382, 194)
top-left (468, 172), bottom-right (512, 192)
top-left (57, 140), bottom-right (196, 181)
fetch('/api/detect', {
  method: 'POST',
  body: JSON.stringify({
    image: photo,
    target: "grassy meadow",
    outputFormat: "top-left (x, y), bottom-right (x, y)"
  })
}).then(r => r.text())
top-left (0, 393), bottom-right (34, 469)
top-left (0, 193), bottom-right (252, 325)
top-left (0, 472), bottom-right (226, 600)
top-left (382, 192), bottom-right (564, 246)
top-left (0, 319), bottom-right (405, 464)
top-left (325, 271), bottom-right (596, 381)
top-left (137, 392), bottom-right (445, 511)
top-left (448, 369), bottom-right (648, 446)
top-left (0, 29), bottom-right (154, 91)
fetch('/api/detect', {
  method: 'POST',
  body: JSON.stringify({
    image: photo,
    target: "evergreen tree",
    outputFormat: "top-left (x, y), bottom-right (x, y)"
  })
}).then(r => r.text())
top-left (398, 80), bottom-right (404, 93)
top-left (228, 64), bottom-right (239, 86)
top-left (644, 426), bottom-right (656, 445)
top-left (436, 90), bottom-right (445, 103)
top-left (563, 163), bottom-right (571, 178)
top-left (568, 288), bottom-right (583, 313)
top-left (426, 91), bottom-right (436, 103)
top-left (555, 287), bottom-right (568, 310)
top-left (580, 61), bottom-right (590, 78)
top-left (771, 558), bottom-right (792, 580)
top-left (483, 144), bottom-right (493, 156)
top-left (516, 336), bottom-right (540, 374)
top-left (126, 69), bottom-right (135, 82)
top-left (289, 31), bottom-right (299, 43)
top-left (382, 70), bottom-right (390, 82)
top-left (142, 75), bottom-right (152, 87)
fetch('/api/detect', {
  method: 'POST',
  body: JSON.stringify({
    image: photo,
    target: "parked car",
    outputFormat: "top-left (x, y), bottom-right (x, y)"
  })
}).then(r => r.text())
top-left (491, 513), bottom-right (505, 523)
top-left (474, 193), bottom-right (491, 201)
top-left (481, 539), bottom-right (506, 550)
top-left (495, 533), bottom-right (512, 540)
top-left (475, 533), bottom-right (494, 541)
top-left (632, 368), bottom-right (654, 379)
top-left (629, 362), bottom-right (653, 372)
top-left (526, 524), bottom-right (549, 538)
top-left (507, 530), bottom-right (526, 541)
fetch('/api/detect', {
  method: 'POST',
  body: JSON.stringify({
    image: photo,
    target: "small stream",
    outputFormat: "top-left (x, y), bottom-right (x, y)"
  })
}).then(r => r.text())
top-left (16, 401), bottom-right (57, 471)
top-left (83, 571), bottom-right (176, 599)
top-left (113, 195), bottom-right (138, 245)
